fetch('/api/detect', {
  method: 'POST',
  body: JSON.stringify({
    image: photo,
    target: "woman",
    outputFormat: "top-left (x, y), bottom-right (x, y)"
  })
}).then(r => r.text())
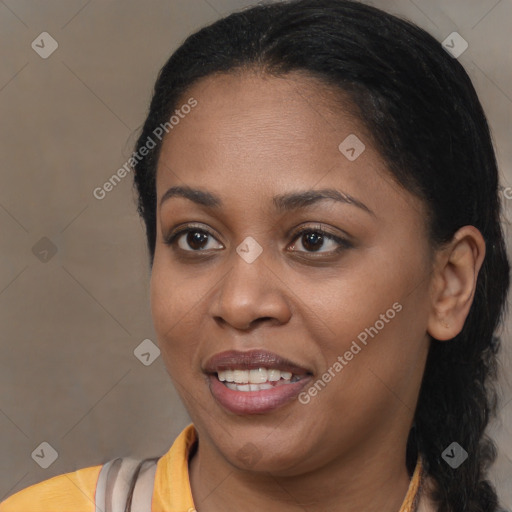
top-left (1, 0), bottom-right (509, 511)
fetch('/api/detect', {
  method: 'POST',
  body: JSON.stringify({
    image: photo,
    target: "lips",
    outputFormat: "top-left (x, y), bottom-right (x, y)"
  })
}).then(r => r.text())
top-left (204, 349), bottom-right (313, 414)
top-left (204, 349), bottom-right (311, 374)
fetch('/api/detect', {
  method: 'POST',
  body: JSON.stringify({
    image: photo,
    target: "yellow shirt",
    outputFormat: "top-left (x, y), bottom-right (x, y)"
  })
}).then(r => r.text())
top-left (0, 424), bottom-right (425, 512)
top-left (0, 424), bottom-right (197, 512)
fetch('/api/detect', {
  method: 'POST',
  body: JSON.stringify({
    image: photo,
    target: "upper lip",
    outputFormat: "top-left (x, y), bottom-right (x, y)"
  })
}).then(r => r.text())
top-left (204, 349), bottom-right (312, 375)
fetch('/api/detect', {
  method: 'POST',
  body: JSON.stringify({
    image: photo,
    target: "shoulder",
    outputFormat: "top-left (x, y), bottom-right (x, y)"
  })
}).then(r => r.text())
top-left (0, 464), bottom-right (102, 512)
top-left (0, 425), bottom-right (197, 512)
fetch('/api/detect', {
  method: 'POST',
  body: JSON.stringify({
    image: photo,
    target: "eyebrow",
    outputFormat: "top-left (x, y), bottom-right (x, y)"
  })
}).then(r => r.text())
top-left (159, 185), bottom-right (374, 215)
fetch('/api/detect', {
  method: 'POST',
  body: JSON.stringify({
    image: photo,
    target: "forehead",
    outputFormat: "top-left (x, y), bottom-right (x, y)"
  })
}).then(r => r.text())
top-left (154, 70), bottom-right (429, 242)
top-left (166, 69), bottom-right (361, 147)
top-left (156, 70), bottom-right (390, 195)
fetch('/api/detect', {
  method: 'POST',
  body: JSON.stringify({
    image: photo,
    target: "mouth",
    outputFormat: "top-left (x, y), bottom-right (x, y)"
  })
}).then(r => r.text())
top-left (204, 350), bottom-right (313, 414)
top-left (217, 367), bottom-right (303, 391)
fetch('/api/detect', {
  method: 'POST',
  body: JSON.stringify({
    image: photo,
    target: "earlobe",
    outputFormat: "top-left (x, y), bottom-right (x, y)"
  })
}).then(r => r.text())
top-left (427, 226), bottom-right (486, 341)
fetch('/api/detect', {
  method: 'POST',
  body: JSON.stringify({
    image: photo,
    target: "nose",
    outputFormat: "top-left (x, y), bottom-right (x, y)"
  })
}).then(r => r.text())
top-left (210, 249), bottom-right (292, 331)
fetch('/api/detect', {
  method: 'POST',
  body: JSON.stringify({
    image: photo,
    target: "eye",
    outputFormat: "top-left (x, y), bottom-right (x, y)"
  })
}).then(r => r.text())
top-left (164, 225), bottom-right (224, 252)
top-left (164, 223), bottom-right (351, 255)
top-left (288, 226), bottom-right (351, 254)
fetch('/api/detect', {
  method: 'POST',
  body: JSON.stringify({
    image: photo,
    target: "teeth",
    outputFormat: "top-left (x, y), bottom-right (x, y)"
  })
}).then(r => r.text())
top-left (267, 369), bottom-right (280, 381)
top-left (225, 382), bottom-right (275, 392)
top-left (233, 370), bottom-right (249, 383)
top-left (249, 368), bottom-right (267, 383)
top-left (217, 368), bottom-right (296, 385)
top-left (250, 383), bottom-right (272, 391)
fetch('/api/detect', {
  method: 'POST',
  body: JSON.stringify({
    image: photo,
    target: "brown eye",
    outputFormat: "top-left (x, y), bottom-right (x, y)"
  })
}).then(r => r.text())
top-left (300, 232), bottom-right (325, 252)
top-left (289, 227), bottom-right (351, 254)
top-left (185, 231), bottom-right (209, 250)
top-left (165, 226), bottom-right (224, 252)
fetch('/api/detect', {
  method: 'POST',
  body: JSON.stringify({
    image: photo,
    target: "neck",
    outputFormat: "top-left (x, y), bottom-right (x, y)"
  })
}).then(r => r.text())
top-left (189, 433), bottom-right (414, 512)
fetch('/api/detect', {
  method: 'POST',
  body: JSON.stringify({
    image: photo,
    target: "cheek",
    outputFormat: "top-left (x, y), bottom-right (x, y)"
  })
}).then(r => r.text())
top-left (150, 253), bottom-right (204, 325)
top-left (302, 267), bottom-right (429, 414)
top-left (297, 264), bottom-right (404, 342)
top-left (149, 259), bottom-right (205, 368)
top-left (299, 244), bottom-right (431, 369)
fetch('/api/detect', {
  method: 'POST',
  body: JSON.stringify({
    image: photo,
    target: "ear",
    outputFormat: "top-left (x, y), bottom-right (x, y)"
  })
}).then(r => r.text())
top-left (427, 226), bottom-right (486, 341)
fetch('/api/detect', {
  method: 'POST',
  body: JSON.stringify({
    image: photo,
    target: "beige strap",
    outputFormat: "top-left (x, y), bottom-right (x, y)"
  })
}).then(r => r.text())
top-left (95, 459), bottom-right (115, 512)
top-left (131, 459), bottom-right (158, 511)
top-left (95, 457), bottom-right (158, 512)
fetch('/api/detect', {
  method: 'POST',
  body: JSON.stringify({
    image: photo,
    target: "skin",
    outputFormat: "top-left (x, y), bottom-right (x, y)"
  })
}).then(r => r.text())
top-left (149, 70), bottom-right (485, 512)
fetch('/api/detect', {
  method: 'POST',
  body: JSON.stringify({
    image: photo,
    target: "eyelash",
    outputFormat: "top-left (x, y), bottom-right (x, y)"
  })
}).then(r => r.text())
top-left (163, 223), bottom-right (352, 255)
top-left (290, 226), bottom-right (352, 253)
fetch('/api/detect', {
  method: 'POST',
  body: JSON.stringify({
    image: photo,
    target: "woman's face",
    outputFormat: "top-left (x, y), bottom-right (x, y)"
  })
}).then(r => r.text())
top-left (150, 71), bottom-right (434, 475)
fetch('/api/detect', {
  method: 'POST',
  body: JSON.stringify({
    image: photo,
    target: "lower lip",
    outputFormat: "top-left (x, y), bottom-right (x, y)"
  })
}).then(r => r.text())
top-left (208, 374), bottom-right (312, 415)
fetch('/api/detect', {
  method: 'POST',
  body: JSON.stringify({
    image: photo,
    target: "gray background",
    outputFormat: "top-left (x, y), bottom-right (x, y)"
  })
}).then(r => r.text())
top-left (1, 0), bottom-right (511, 506)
